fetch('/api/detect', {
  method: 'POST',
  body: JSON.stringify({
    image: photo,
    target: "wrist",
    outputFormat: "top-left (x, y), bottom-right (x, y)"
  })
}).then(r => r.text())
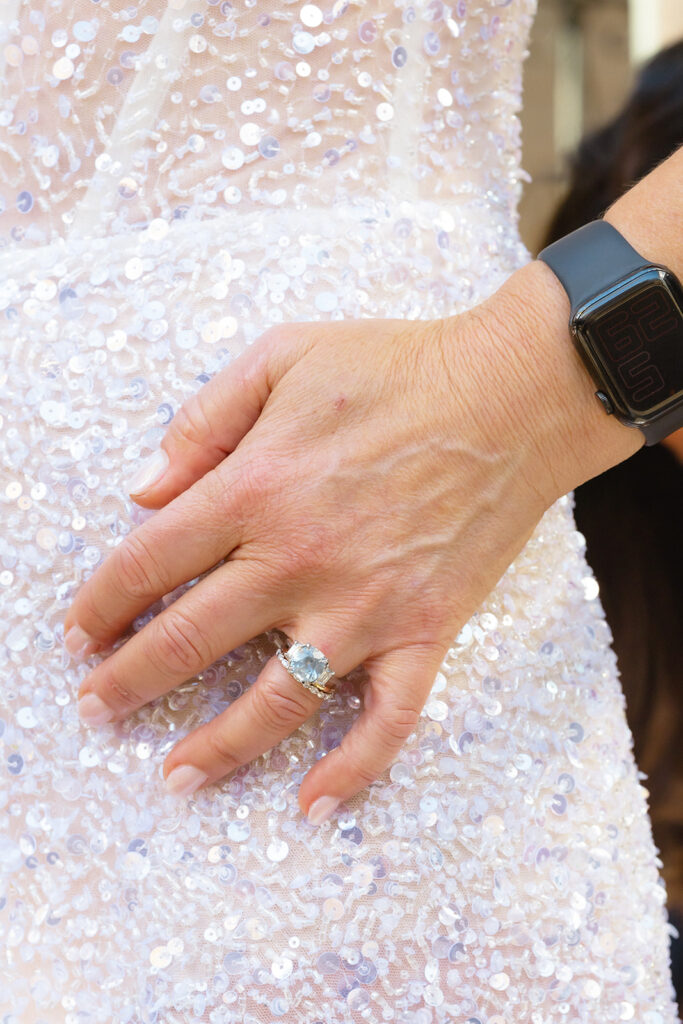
top-left (468, 257), bottom-right (642, 504)
top-left (602, 145), bottom-right (683, 280)
top-left (443, 145), bottom-right (682, 506)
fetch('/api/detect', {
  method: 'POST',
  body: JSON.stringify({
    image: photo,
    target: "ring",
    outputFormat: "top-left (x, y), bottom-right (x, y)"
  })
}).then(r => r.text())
top-left (275, 637), bottom-right (337, 700)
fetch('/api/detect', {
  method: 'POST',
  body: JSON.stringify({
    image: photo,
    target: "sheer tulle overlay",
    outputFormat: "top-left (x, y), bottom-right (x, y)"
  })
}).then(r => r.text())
top-left (0, 0), bottom-right (678, 1021)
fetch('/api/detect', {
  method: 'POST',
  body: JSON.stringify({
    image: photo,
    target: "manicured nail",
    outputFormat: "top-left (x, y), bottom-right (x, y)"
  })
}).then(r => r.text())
top-left (78, 692), bottom-right (116, 726)
top-left (164, 764), bottom-right (209, 797)
top-left (65, 624), bottom-right (100, 660)
top-left (307, 795), bottom-right (340, 826)
top-left (127, 449), bottom-right (169, 495)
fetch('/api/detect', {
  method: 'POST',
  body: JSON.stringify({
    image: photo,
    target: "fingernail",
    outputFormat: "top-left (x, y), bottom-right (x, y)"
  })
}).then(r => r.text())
top-left (78, 692), bottom-right (116, 726)
top-left (164, 764), bottom-right (209, 797)
top-left (65, 624), bottom-right (100, 660)
top-left (307, 795), bottom-right (340, 826)
top-left (127, 449), bottom-right (169, 495)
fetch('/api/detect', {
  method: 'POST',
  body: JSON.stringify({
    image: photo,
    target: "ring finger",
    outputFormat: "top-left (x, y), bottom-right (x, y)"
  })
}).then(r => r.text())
top-left (161, 624), bottom-right (365, 798)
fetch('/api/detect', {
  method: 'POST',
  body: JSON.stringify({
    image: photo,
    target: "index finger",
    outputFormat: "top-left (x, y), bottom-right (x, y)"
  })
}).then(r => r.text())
top-left (63, 468), bottom-right (241, 658)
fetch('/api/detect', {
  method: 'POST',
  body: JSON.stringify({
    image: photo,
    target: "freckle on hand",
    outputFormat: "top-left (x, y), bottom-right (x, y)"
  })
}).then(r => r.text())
top-left (333, 395), bottom-right (346, 411)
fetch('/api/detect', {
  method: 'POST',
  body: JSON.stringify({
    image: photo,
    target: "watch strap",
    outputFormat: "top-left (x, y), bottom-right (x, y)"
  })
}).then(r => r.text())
top-left (635, 404), bottom-right (683, 446)
top-left (537, 219), bottom-right (648, 311)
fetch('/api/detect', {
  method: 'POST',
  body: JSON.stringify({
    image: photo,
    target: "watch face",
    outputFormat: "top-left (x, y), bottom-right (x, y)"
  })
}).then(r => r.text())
top-left (573, 267), bottom-right (683, 422)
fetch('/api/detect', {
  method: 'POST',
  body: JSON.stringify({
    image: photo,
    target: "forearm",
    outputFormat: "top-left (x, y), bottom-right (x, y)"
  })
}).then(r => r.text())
top-left (469, 143), bottom-right (683, 502)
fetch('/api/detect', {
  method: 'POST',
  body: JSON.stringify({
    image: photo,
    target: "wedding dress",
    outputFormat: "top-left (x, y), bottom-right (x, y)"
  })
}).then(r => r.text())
top-left (0, 0), bottom-right (678, 1020)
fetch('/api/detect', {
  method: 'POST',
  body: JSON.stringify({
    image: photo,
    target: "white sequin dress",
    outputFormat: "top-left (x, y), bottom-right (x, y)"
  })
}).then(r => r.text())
top-left (0, 0), bottom-right (678, 1021)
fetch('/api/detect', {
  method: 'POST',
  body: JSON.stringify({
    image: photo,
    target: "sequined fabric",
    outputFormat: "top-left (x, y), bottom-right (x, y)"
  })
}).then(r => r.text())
top-left (0, 0), bottom-right (678, 1021)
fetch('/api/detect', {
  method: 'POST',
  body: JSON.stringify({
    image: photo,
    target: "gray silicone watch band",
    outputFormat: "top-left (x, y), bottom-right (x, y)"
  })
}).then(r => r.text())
top-left (537, 219), bottom-right (664, 445)
top-left (537, 219), bottom-right (648, 310)
top-left (634, 403), bottom-right (683, 445)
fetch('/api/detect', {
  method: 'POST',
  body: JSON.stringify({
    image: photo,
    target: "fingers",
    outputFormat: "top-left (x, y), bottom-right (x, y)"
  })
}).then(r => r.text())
top-left (160, 628), bottom-right (366, 798)
top-left (128, 325), bottom-right (316, 509)
top-left (159, 635), bottom-right (444, 827)
top-left (75, 559), bottom-right (284, 724)
top-left (297, 642), bottom-right (444, 821)
top-left (64, 329), bottom-right (298, 658)
top-left (128, 341), bottom-right (270, 508)
top-left (62, 462), bottom-right (247, 654)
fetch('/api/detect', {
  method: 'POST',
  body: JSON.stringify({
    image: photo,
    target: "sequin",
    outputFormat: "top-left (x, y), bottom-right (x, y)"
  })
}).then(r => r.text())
top-left (266, 838), bottom-right (289, 862)
top-left (392, 45), bottom-right (408, 68)
top-left (301, 5), bottom-right (323, 28)
top-left (568, 722), bottom-right (585, 743)
top-left (293, 30), bottom-right (315, 54)
top-left (124, 257), bottom-right (144, 281)
top-left (150, 946), bottom-right (173, 968)
top-left (271, 955), bottom-right (293, 979)
top-left (345, 988), bottom-right (369, 1012)
top-left (52, 56), bottom-right (74, 79)
top-left (323, 898), bottom-right (344, 920)
top-left (73, 21), bottom-right (96, 42)
top-left (5, 45), bottom-right (22, 67)
top-left (0, 0), bottom-right (677, 1021)
top-left (15, 707), bottom-right (37, 729)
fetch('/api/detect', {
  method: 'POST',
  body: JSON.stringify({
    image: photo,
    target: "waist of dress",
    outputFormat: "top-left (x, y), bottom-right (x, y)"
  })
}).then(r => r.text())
top-left (0, 190), bottom-right (525, 271)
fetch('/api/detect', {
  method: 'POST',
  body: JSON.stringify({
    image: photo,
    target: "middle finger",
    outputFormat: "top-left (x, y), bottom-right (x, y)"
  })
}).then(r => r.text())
top-left (76, 556), bottom-right (285, 725)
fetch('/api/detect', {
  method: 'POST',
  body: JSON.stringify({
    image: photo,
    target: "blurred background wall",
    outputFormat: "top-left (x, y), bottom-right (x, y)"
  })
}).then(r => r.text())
top-left (518, 0), bottom-right (683, 255)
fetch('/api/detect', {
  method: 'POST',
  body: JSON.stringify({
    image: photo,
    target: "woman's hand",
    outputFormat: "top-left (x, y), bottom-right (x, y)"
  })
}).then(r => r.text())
top-left (63, 260), bottom-right (639, 823)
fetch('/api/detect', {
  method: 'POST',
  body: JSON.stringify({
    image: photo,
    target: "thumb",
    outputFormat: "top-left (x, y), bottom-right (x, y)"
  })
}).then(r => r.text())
top-left (126, 324), bottom-right (314, 508)
top-left (297, 642), bottom-right (445, 824)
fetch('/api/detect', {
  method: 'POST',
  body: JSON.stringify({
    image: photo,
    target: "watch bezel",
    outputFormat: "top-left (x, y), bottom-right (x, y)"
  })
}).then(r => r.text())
top-left (571, 265), bottom-right (683, 428)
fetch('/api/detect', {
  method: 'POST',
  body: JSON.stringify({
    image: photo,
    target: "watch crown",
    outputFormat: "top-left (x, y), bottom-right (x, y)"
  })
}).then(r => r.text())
top-left (595, 390), bottom-right (614, 416)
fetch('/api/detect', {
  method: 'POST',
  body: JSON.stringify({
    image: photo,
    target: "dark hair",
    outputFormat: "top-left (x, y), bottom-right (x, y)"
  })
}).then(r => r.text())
top-left (544, 40), bottom-right (683, 241)
top-left (539, 39), bottom-right (683, 944)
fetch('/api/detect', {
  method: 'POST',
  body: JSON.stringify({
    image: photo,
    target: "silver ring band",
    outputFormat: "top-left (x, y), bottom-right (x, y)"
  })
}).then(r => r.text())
top-left (275, 638), bottom-right (336, 700)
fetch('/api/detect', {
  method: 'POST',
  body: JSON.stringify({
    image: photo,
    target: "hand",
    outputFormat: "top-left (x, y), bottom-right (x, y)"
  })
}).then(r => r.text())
top-left (63, 264), bottom-right (631, 823)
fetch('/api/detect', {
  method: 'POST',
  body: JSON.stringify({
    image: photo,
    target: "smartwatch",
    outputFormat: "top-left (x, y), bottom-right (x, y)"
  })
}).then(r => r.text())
top-left (537, 219), bottom-right (683, 445)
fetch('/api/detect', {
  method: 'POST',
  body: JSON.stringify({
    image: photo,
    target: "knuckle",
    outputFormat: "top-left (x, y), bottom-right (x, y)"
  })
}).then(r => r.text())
top-left (242, 450), bottom-right (285, 501)
top-left (255, 325), bottom-right (285, 356)
top-left (338, 739), bottom-right (378, 789)
top-left (278, 521), bottom-right (337, 581)
top-left (77, 586), bottom-right (119, 640)
top-left (375, 698), bottom-right (421, 744)
top-left (206, 449), bottom-right (277, 516)
top-left (252, 676), bottom-right (312, 733)
top-left (402, 573), bottom-right (452, 643)
top-left (204, 727), bottom-right (241, 772)
top-left (412, 595), bottom-right (448, 641)
top-left (103, 671), bottom-right (143, 711)
top-left (171, 394), bottom-right (214, 450)
top-left (151, 610), bottom-right (211, 675)
top-left (115, 531), bottom-right (166, 602)
top-left (407, 637), bottom-right (449, 666)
